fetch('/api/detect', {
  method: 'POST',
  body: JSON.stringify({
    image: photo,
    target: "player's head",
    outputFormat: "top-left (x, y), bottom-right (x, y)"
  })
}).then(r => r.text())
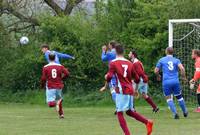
top-left (115, 44), bottom-right (124, 56)
top-left (108, 40), bottom-right (117, 50)
top-left (165, 47), bottom-right (174, 55)
top-left (41, 44), bottom-right (49, 53)
top-left (128, 50), bottom-right (138, 60)
top-left (192, 49), bottom-right (200, 59)
top-left (49, 51), bottom-right (56, 62)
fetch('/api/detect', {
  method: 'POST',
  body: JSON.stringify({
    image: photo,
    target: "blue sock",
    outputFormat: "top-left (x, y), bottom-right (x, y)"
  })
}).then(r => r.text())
top-left (111, 93), bottom-right (116, 103)
top-left (177, 97), bottom-right (187, 113)
top-left (167, 99), bottom-right (177, 115)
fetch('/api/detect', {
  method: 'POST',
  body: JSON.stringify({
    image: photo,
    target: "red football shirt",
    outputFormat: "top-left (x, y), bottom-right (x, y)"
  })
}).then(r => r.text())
top-left (132, 58), bottom-right (148, 83)
top-left (41, 62), bottom-right (69, 89)
top-left (106, 57), bottom-right (140, 95)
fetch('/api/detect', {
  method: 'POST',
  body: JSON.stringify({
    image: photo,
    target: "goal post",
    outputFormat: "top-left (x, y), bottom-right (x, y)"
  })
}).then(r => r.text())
top-left (168, 19), bottom-right (200, 104)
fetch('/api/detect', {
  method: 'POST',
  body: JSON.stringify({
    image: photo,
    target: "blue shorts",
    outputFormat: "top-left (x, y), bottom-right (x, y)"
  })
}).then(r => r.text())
top-left (163, 80), bottom-right (181, 97)
top-left (46, 89), bottom-right (63, 103)
top-left (116, 94), bottom-right (134, 112)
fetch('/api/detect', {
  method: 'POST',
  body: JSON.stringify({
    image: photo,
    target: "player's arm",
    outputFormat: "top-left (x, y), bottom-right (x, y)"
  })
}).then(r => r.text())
top-left (40, 67), bottom-right (47, 89)
top-left (99, 81), bottom-right (108, 92)
top-left (56, 52), bottom-right (75, 60)
top-left (133, 63), bottom-right (148, 83)
top-left (62, 66), bottom-right (70, 79)
top-left (131, 66), bottom-right (140, 96)
top-left (190, 69), bottom-right (200, 85)
top-left (154, 59), bottom-right (162, 81)
top-left (178, 61), bottom-right (187, 82)
top-left (105, 62), bottom-right (115, 82)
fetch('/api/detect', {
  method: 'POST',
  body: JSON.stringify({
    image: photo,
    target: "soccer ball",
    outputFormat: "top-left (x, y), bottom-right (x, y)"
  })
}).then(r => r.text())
top-left (20, 36), bottom-right (29, 45)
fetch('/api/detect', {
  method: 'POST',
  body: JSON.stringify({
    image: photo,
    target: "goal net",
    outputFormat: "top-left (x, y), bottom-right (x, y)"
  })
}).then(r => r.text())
top-left (169, 19), bottom-right (200, 104)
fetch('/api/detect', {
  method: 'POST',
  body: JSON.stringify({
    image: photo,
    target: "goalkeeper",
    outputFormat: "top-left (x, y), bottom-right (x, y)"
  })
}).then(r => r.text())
top-left (190, 49), bottom-right (200, 113)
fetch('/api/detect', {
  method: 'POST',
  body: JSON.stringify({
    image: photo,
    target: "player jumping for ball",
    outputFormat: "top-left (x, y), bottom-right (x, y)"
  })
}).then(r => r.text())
top-left (41, 44), bottom-right (75, 64)
top-left (155, 47), bottom-right (188, 119)
top-left (41, 52), bottom-right (69, 118)
top-left (105, 44), bottom-right (153, 135)
top-left (129, 50), bottom-right (159, 113)
top-left (190, 49), bottom-right (200, 113)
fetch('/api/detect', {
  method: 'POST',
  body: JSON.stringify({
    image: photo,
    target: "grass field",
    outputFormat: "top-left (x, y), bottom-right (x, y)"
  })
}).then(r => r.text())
top-left (0, 104), bottom-right (200, 135)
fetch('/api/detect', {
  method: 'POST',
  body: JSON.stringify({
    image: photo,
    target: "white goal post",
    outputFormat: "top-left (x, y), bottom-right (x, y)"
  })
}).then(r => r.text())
top-left (168, 19), bottom-right (200, 103)
top-left (169, 19), bottom-right (200, 47)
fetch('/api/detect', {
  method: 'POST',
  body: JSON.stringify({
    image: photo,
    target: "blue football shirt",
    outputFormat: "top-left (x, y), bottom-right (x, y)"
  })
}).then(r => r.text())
top-left (156, 55), bottom-right (181, 82)
top-left (45, 50), bottom-right (73, 64)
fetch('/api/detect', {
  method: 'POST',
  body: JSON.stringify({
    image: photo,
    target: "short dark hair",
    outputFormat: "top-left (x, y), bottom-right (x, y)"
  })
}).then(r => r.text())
top-left (193, 49), bottom-right (200, 57)
top-left (166, 47), bottom-right (174, 55)
top-left (131, 50), bottom-right (138, 58)
top-left (109, 40), bottom-right (117, 48)
top-left (49, 51), bottom-right (55, 61)
top-left (115, 44), bottom-right (124, 55)
top-left (41, 44), bottom-right (49, 50)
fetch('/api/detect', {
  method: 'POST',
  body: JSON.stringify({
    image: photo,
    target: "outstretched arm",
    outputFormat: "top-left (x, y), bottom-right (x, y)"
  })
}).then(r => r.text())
top-left (56, 52), bottom-right (75, 60)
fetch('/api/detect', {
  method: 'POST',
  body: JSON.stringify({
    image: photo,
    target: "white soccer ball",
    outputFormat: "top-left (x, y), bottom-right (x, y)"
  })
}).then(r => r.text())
top-left (20, 36), bottom-right (29, 45)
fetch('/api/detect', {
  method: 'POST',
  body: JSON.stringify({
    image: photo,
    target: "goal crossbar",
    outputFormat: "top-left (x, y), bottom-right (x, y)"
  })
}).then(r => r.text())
top-left (169, 19), bottom-right (200, 47)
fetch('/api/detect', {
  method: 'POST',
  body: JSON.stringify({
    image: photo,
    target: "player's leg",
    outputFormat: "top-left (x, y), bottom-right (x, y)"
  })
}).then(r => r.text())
top-left (116, 94), bottom-right (131, 135)
top-left (195, 85), bottom-right (200, 112)
top-left (125, 95), bottom-right (153, 135)
top-left (163, 83), bottom-right (178, 119)
top-left (46, 89), bottom-right (56, 107)
top-left (173, 83), bottom-right (188, 117)
top-left (56, 89), bottom-right (64, 118)
top-left (139, 83), bottom-right (159, 112)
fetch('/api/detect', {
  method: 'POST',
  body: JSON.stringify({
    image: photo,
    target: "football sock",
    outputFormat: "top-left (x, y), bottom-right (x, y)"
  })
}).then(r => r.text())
top-left (176, 94), bottom-right (187, 113)
top-left (145, 96), bottom-right (157, 109)
top-left (58, 100), bottom-right (63, 115)
top-left (117, 112), bottom-right (131, 135)
top-left (126, 110), bottom-right (148, 125)
top-left (167, 99), bottom-right (177, 115)
top-left (197, 94), bottom-right (200, 107)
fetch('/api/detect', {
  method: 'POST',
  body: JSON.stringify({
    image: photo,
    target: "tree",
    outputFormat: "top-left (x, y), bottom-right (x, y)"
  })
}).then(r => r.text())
top-left (0, 0), bottom-right (84, 33)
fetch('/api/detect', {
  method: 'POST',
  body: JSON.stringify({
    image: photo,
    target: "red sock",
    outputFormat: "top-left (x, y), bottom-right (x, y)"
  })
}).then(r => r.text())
top-left (145, 96), bottom-right (157, 109)
top-left (48, 101), bottom-right (56, 107)
top-left (117, 112), bottom-right (131, 135)
top-left (126, 110), bottom-right (148, 125)
top-left (58, 100), bottom-right (64, 115)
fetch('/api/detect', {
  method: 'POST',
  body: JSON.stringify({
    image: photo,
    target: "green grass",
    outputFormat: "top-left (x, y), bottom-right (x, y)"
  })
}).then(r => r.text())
top-left (0, 104), bottom-right (199, 135)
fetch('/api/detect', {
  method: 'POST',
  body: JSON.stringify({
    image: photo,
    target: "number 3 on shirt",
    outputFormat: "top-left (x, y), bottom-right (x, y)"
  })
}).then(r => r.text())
top-left (167, 61), bottom-right (174, 71)
top-left (52, 69), bottom-right (57, 78)
top-left (122, 65), bottom-right (128, 77)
